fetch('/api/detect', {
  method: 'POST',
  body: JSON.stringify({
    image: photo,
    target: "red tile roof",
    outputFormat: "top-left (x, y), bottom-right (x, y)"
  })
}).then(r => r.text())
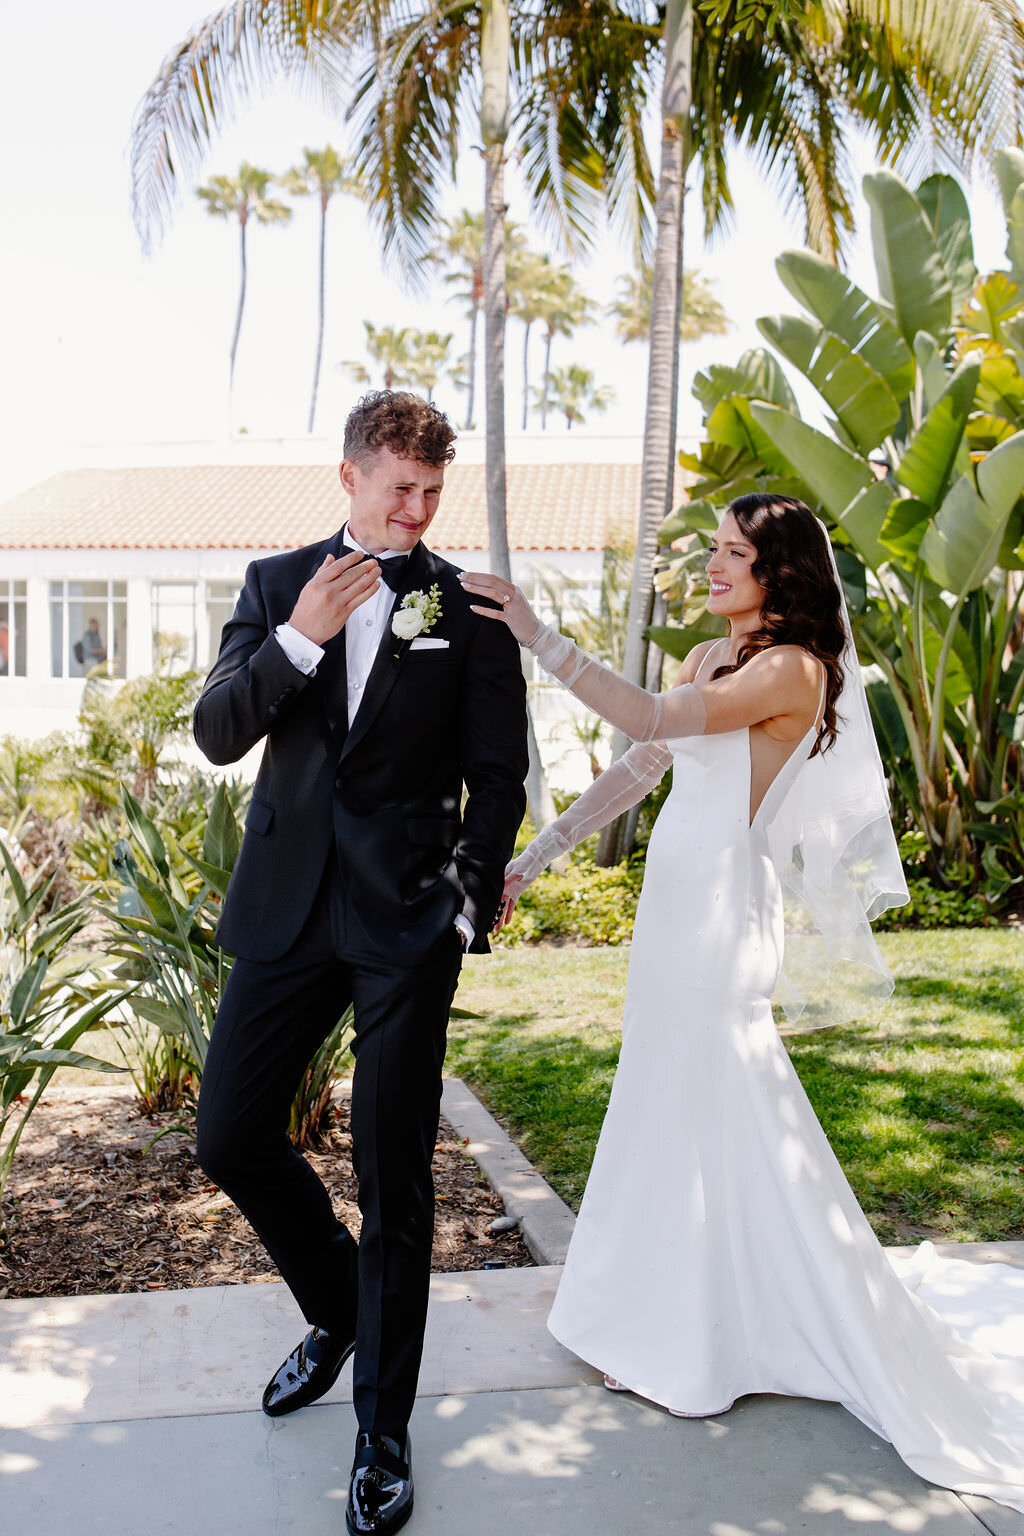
top-left (0, 463), bottom-right (665, 552)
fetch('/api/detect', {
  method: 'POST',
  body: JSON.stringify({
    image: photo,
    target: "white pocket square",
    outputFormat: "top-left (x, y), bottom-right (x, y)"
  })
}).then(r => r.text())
top-left (409, 637), bottom-right (450, 650)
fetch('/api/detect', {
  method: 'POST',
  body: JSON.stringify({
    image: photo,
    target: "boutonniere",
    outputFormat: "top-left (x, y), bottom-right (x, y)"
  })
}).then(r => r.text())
top-left (391, 583), bottom-right (442, 655)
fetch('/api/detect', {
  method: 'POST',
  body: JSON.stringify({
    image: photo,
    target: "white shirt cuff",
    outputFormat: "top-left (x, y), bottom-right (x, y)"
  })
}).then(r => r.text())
top-left (453, 914), bottom-right (475, 949)
top-left (275, 623), bottom-right (325, 676)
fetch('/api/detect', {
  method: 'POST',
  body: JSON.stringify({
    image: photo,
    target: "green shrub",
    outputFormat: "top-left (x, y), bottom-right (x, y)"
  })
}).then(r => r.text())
top-left (497, 851), bottom-right (643, 947)
top-left (874, 877), bottom-right (998, 929)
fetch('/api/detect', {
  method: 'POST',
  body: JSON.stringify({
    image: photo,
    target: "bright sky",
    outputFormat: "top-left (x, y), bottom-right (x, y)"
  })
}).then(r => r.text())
top-left (0, 0), bottom-right (1011, 504)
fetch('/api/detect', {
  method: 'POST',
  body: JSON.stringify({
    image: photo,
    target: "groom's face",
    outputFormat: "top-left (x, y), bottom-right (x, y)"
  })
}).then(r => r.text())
top-left (340, 447), bottom-right (446, 554)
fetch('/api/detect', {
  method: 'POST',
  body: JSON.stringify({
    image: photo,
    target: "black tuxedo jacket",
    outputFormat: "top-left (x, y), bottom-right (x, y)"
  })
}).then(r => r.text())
top-left (194, 528), bottom-right (528, 965)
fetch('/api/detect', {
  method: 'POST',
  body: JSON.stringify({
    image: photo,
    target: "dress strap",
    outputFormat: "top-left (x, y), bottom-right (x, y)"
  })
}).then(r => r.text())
top-left (695, 637), bottom-right (730, 683)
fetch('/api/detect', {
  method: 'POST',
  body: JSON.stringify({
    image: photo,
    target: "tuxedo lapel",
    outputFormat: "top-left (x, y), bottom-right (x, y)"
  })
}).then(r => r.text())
top-left (337, 541), bottom-right (429, 766)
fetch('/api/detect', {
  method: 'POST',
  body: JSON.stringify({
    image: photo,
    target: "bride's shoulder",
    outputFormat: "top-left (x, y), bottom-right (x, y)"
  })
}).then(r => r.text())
top-left (670, 638), bottom-right (721, 686)
top-left (749, 644), bottom-right (822, 694)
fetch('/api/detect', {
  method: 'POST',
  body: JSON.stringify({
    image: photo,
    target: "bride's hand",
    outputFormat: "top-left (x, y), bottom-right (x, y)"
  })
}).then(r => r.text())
top-left (458, 571), bottom-right (541, 645)
top-left (492, 866), bottom-right (530, 932)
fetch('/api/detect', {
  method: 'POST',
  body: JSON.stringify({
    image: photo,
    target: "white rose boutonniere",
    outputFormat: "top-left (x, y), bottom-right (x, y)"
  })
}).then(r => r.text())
top-left (391, 583), bottom-right (442, 653)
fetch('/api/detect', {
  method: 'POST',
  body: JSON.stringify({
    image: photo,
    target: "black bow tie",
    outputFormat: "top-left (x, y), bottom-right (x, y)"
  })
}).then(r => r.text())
top-left (352, 551), bottom-right (409, 592)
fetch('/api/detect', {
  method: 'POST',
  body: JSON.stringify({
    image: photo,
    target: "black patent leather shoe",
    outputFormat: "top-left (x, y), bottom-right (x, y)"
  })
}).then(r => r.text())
top-left (261, 1325), bottom-right (355, 1417)
top-left (346, 1431), bottom-right (414, 1536)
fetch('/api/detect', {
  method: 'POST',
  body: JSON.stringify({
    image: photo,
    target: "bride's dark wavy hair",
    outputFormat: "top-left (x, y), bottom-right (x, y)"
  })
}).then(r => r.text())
top-left (709, 493), bottom-right (846, 756)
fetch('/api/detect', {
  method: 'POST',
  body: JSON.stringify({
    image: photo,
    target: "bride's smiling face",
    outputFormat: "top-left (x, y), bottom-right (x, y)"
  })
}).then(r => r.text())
top-left (705, 511), bottom-right (766, 628)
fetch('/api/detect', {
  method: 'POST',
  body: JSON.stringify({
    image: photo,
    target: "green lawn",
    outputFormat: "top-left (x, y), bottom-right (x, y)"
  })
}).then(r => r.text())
top-left (448, 931), bottom-right (1024, 1244)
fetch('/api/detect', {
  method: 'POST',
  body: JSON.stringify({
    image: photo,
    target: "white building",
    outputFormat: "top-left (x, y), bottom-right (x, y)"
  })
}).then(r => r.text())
top-left (0, 448), bottom-right (661, 788)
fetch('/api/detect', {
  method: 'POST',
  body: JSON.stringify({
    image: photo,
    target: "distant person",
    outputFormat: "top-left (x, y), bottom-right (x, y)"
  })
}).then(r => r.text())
top-left (461, 492), bottom-right (1024, 1515)
top-left (0, 621), bottom-right (8, 676)
top-left (192, 390), bottom-right (528, 1536)
top-left (76, 617), bottom-right (107, 668)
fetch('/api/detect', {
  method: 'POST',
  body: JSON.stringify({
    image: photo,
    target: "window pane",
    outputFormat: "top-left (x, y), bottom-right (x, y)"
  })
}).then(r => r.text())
top-left (206, 581), bottom-right (241, 669)
top-left (152, 583), bottom-right (197, 672)
top-left (50, 579), bottom-right (128, 678)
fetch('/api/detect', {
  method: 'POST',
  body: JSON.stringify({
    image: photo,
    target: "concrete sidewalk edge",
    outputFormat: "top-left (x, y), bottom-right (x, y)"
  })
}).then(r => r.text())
top-left (440, 1076), bottom-right (576, 1266)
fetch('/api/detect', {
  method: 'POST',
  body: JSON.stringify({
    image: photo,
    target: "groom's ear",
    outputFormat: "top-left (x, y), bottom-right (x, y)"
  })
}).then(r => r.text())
top-left (339, 460), bottom-right (359, 498)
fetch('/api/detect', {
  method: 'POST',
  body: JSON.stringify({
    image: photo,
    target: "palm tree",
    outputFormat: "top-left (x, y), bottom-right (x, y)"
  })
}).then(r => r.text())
top-left (507, 248), bottom-right (559, 431)
top-left (195, 162), bottom-right (291, 398)
top-left (532, 266), bottom-right (596, 431)
top-left (341, 322), bottom-right (413, 390)
top-left (402, 329), bottom-right (454, 400)
top-left (342, 323), bottom-right (453, 399)
top-left (279, 145), bottom-right (365, 433)
top-left (540, 364), bottom-right (614, 430)
top-left (608, 262), bottom-right (729, 343)
top-left (439, 212), bottom-right (525, 430)
top-left (438, 211), bottom-right (485, 430)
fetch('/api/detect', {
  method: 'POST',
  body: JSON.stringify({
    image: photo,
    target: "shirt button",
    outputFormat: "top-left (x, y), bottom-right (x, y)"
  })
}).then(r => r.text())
top-left (365, 618), bottom-right (372, 627)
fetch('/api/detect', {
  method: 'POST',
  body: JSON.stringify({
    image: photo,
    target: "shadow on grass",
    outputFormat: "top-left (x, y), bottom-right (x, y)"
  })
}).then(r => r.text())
top-left (450, 976), bottom-right (1024, 1239)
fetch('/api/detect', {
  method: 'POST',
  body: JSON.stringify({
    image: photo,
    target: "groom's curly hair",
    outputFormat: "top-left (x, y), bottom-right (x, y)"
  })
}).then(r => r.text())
top-left (710, 494), bottom-right (846, 756)
top-left (344, 391), bottom-right (457, 467)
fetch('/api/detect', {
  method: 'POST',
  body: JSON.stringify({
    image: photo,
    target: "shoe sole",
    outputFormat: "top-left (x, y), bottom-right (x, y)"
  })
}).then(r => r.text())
top-left (262, 1340), bottom-right (355, 1418)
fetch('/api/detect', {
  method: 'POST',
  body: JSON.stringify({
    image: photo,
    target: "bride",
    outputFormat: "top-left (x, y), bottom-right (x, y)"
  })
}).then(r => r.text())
top-left (458, 494), bottom-right (1024, 1514)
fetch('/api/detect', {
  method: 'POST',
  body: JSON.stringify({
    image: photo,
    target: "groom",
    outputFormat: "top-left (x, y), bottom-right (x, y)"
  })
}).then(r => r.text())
top-left (193, 391), bottom-right (528, 1536)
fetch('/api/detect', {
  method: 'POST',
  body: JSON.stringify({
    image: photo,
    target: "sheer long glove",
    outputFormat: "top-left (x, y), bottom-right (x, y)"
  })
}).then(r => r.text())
top-left (528, 623), bottom-right (706, 742)
top-left (501, 740), bottom-right (672, 916)
top-left (457, 573), bottom-right (706, 743)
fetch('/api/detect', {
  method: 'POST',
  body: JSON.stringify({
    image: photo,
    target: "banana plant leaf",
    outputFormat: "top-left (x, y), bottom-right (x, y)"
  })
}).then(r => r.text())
top-left (920, 430), bottom-right (1024, 592)
top-left (896, 359), bottom-right (979, 505)
top-left (917, 174), bottom-right (976, 312)
top-left (880, 498), bottom-right (931, 562)
top-left (864, 171), bottom-right (952, 346)
top-left (747, 402), bottom-right (874, 524)
top-left (756, 314), bottom-right (901, 455)
top-left (773, 248), bottom-right (914, 397)
top-left (646, 623), bottom-right (725, 663)
top-left (691, 348), bottom-right (797, 416)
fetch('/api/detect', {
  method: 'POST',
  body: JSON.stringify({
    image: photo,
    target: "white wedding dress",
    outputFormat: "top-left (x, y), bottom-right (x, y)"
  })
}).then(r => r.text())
top-left (545, 647), bottom-right (1024, 1513)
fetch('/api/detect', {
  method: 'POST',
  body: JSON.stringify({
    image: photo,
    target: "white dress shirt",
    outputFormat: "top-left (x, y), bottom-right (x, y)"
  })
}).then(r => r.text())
top-left (273, 532), bottom-right (474, 949)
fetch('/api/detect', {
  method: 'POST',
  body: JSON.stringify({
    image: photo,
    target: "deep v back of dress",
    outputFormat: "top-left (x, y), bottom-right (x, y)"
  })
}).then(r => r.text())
top-left (546, 640), bottom-right (1024, 1512)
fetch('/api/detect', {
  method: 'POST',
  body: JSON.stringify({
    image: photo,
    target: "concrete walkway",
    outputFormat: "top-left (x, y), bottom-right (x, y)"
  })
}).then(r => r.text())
top-left (1, 1080), bottom-right (1022, 1536)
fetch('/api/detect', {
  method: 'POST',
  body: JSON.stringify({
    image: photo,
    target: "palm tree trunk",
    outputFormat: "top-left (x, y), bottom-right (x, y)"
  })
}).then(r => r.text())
top-left (465, 297), bottom-right (479, 430)
top-left (229, 211), bottom-right (248, 397)
top-left (596, 0), bottom-right (692, 867)
top-left (521, 319), bottom-right (532, 430)
top-left (541, 328), bottom-right (553, 429)
top-left (481, 0), bottom-right (555, 831)
top-left (308, 192), bottom-right (328, 433)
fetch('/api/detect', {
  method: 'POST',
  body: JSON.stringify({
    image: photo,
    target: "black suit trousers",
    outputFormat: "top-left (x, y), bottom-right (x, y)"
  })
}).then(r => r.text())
top-left (195, 870), bottom-right (463, 1439)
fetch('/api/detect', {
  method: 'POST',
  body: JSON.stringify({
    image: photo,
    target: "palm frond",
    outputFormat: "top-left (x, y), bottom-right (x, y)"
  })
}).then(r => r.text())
top-left (130, 0), bottom-right (367, 251)
top-left (350, 11), bottom-right (477, 283)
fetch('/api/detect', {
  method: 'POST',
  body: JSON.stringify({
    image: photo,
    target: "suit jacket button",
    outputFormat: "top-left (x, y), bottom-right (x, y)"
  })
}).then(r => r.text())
top-left (268, 704), bottom-right (279, 718)
top-left (335, 775), bottom-right (344, 790)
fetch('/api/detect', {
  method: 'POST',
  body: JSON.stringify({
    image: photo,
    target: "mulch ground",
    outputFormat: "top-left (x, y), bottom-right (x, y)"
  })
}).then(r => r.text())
top-left (0, 1085), bottom-right (532, 1299)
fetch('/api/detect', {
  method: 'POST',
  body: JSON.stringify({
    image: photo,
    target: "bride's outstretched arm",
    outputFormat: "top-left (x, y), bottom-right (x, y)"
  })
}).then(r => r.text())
top-left (459, 571), bottom-right (704, 740)
top-left (498, 740), bottom-right (672, 926)
top-left (458, 573), bottom-right (818, 740)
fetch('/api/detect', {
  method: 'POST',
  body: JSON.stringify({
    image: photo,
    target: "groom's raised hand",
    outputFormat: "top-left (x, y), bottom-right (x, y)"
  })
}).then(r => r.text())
top-left (289, 550), bottom-right (381, 645)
